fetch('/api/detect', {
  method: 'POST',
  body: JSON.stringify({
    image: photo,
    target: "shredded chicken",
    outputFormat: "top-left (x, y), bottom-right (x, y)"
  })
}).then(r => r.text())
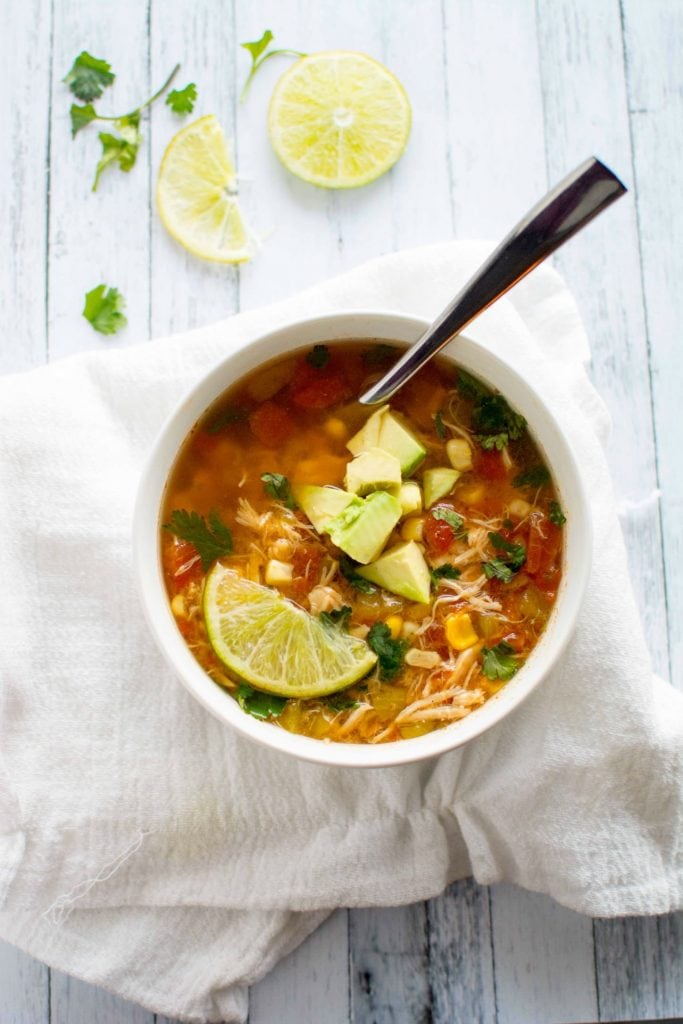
top-left (308, 585), bottom-right (344, 616)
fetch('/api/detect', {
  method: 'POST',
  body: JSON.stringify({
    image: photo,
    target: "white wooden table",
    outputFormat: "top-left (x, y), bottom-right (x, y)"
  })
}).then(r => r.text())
top-left (1, 1), bottom-right (681, 1021)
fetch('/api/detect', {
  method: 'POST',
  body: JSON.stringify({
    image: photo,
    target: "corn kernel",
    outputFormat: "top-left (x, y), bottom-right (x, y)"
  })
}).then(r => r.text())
top-left (401, 516), bottom-right (424, 542)
top-left (324, 417), bottom-right (348, 441)
top-left (446, 438), bottom-right (473, 471)
top-left (445, 612), bottom-right (479, 651)
top-left (385, 615), bottom-right (403, 640)
top-left (508, 498), bottom-right (532, 520)
top-left (401, 621), bottom-right (419, 640)
top-left (171, 594), bottom-right (186, 618)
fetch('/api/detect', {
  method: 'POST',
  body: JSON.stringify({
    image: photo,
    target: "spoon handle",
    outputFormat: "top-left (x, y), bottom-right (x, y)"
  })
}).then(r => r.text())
top-left (359, 156), bottom-right (626, 406)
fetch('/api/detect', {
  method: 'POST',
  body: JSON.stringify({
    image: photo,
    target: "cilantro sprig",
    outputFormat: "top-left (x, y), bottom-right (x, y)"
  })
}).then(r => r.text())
top-left (82, 284), bottom-right (127, 335)
top-left (513, 465), bottom-right (550, 489)
top-left (431, 564), bottom-right (461, 584)
top-left (320, 606), bottom-right (352, 630)
top-left (435, 410), bottom-right (446, 440)
top-left (261, 473), bottom-right (296, 509)
top-left (237, 683), bottom-right (286, 720)
top-left (367, 623), bottom-right (408, 681)
top-left (481, 641), bottom-right (520, 681)
top-left (431, 507), bottom-right (467, 539)
top-left (549, 500), bottom-right (567, 526)
top-left (482, 532), bottom-right (526, 583)
top-left (306, 344), bottom-right (330, 369)
top-left (65, 56), bottom-right (191, 189)
top-left (240, 30), bottom-right (306, 100)
top-left (163, 509), bottom-right (233, 571)
top-left (340, 555), bottom-right (376, 594)
top-left (456, 370), bottom-right (526, 450)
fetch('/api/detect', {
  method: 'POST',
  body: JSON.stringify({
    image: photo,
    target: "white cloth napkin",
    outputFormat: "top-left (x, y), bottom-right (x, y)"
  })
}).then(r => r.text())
top-left (0, 242), bottom-right (681, 1023)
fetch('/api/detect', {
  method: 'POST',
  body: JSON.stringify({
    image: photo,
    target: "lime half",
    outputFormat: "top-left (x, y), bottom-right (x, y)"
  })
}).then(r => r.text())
top-left (156, 114), bottom-right (254, 263)
top-left (267, 51), bottom-right (411, 189)
top-left (204, 564), bottom-right (377, 698)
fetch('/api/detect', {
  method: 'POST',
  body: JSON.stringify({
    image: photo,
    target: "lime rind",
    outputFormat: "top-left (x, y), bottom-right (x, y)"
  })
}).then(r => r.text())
top-left (203, 564), bottom-right (377, 699)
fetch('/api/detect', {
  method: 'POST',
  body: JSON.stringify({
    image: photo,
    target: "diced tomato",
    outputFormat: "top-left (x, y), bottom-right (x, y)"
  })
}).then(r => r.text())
top-left (166, 539), bottom-right (203, 587)
top-left (192, 430), bottom-right (221, 458)
top-left (475, 448), bottom-right (507, 481)
top-left (422, 622), bottom-right (449, 659)
top-left (424, 511), bottom-right (457, 554)
top-left (502, 630), bottom-right (527, 653)
top-left (291, 371), bottom-right (350, 410)
top-left (249, 401), bottom-right (295, 446)
top-left (290, 545), bottom-right (325, 600)
top-left (525, 513), bottom-right (561, 577)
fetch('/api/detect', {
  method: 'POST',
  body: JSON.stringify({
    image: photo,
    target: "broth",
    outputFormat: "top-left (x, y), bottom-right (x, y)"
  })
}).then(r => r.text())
top-left (161, 341), bottom-right (564, 744)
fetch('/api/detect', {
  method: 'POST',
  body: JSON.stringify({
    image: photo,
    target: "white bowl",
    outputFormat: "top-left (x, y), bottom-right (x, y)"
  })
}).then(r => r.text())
top-left (134, 311), bottom-right (591, 768)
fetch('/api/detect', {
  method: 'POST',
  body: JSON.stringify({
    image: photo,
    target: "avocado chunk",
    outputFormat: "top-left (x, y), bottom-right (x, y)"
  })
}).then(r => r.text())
top-left (291, 484), bottom-right (358, 533)
top-left (357, 541), bottom-right (432, 604)
top-left (326, 490), bottom-right (401, 564)
top-left (344, 447), bottom-right (402, 496)
top-left (347, 405), bottom-right (389, 456)
top-left (398, 480), bottom-right (423, 517)
top-left (423, 467), bottom-right (460, 508)
top-left (347, 406), bottom-right (426, 476)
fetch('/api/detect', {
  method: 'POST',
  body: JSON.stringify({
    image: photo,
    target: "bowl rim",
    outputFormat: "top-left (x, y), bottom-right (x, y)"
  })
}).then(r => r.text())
top-left (133, 309), bottom-right (591, 768)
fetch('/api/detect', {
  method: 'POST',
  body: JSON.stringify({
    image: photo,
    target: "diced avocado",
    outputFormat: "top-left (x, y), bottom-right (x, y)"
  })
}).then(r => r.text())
top-left (357, 541), bottom-right (432, 604)
top-left (291, 484), bottom-right (358, 533)
top-left (326, 490), bottom-right (401, 564)
top-left (344, 447), bottom-right (402, 496)
top-left (377, 410), bottom-right (427, 476)
top-left (347, 406), bottom-right (389, 456)
top-left (398, 480), bottom-right (423, 517)
top-left (423, 467), bottom-right (460, 508)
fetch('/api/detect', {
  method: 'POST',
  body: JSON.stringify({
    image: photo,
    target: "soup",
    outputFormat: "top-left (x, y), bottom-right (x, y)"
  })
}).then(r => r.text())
top-left (161, 341), bottom-right (564, 744)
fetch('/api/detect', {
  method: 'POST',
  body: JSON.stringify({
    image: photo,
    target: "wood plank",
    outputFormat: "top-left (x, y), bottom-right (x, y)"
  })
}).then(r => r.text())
top-left (149, 0), bottom-right (240, 335)
top-left (427, 878), bottom-right (496, 1024)
top-left (440, 5), bottom-right (600, 1021)
top-left (248, 909), bottom-right (349, 1024)
top-left (0, 939), bottom-right (49, 1024)
top-left (47, 0), bottom-right (152, 358)
top-left (349, 904), bottom-right (430, 1024)
top-left (491, 885), bottom-right (598, 1024)
top-left (535, 0), bottom-right (668, 666)
top-left (0, 0), bottom-right (52, 371)
top-left (594, 3), bottom-right (683, 1017)
top-left (622, 0), bottom-right (683, 691)
top-left (49, 973), bottom-right (154, 1024)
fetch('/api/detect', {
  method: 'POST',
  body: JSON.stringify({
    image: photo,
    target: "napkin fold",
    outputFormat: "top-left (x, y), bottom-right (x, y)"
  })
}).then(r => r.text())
top-left (0, 242), bottom-right (681, 1023)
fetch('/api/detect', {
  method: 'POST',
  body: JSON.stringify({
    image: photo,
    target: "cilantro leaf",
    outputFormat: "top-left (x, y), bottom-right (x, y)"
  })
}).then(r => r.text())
top-left (240, 29), bottom-right (305, 100)
top-left (431, 564), bottom-right (461, 583)
top-left (482, 531), bottom-right (526, 583)
top-left (513, 465), bottom-right (550, 489)
top-left (306, 344), bottom-right (330, 369)
top-left (481, 641), bottom-right (520, 681)
top-left (165, 82), bottom-right (197, 115)
top-left (63, 51), bottom-right (115, 102)
top-left (82, 284), bottom-right (127, 335)
top-left (549, 500), bottom-right (567, 526)
top-left (163, 509), bottom-right (233, 571)
top-left (435, 410), bottom-right (446, 440)
top-left (473, 394), bottom-right (526, 450)
top-left (320, 606), bottom-right (352, 630)
top-left (70, 102), bottom-right (98, 137)
top-left (325, 693), bottom-right (359, 712)
top-left (362, 343), bottom-right (397, 366)
top-left (237, 683), bottom-right (286, 720)
top-left (206, 405), bottom-right (249, 433)
top-left (340, 555), bottom-right (376, 594)
top-left (367, 622), bottom-right (408, 681)
top-left (456, 368), bottom-right (489, 401)
top-left (431, 507), bottom-right (466, 538)
top-left (261, 473), bottom-right (296, 509)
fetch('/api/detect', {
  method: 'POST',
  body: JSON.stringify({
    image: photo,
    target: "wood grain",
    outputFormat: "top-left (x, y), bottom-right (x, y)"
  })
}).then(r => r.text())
top-left (0, 938), bottom-right (49, 1024)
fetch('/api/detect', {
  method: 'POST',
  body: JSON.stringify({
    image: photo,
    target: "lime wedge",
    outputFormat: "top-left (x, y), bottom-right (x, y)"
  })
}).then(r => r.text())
top-left (267, 51), bottom-right (411, 189)
top-left (156, 114), bottom-right (255, 263)
top-left (203, 564), bottom-right (377, 698)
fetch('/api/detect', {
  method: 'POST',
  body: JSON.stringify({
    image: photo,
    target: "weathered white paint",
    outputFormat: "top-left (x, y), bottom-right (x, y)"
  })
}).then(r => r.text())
top-left (0, 0), bottom-right (680, 1022)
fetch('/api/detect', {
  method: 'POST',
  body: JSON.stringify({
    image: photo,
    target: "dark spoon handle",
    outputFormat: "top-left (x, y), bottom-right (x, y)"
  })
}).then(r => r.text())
top-left (359, 156), bottom-right (626, 405)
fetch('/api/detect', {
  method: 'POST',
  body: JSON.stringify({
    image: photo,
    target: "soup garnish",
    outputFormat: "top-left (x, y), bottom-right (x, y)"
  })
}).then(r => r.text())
top-left (161, 342), bottom-right (564, 744)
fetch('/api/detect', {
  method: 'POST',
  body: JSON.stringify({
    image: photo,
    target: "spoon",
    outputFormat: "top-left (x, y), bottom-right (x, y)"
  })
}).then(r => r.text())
top-left (359, 156), bottom-right (626, 406)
